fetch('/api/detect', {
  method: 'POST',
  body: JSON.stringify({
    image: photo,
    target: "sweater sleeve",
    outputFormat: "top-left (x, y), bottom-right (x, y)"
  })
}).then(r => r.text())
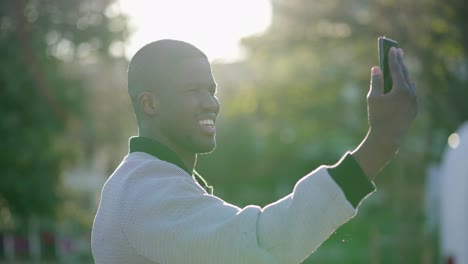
top-left (121, 155), bottom-right (375, 264)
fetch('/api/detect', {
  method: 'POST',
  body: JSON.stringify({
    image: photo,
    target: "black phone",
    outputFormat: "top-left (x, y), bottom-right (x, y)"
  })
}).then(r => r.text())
top-left (378, 37), bottom-right (399, 94)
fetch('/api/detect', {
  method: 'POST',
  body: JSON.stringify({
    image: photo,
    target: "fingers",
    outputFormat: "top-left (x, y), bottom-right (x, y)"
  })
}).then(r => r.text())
top-left (388, 47), bottom-right (418, 97)
top-left (397, 49), bottom-right (410, 84)
top-left (388, 47), bottom-right (407, 93)
top-left (369, 66), bottom-right (383, 97)
top-left (396, 48), bottom-right (417, 96)
top-left (409, 82), bottom-right (416, 96)
top-left (370, 47), bottom-right (416, 99)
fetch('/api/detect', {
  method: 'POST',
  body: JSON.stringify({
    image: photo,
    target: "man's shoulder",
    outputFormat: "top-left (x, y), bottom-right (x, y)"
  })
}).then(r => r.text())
top-left (120, 151), bottom-right (190, 179)
top-left (103, 152), bottom-right (194, 201)
top-left (100, 152), bottom-right (201, 215)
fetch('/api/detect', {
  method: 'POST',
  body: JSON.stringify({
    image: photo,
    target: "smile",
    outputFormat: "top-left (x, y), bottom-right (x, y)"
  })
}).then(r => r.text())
top-left (199, 119), bottom-right (214, 126)
top-left (199, 119), bottom-right (216, 134)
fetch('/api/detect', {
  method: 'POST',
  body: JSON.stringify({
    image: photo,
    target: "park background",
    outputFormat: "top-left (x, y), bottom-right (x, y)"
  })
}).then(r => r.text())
top-left (1, 0), bottom-right (467, 263)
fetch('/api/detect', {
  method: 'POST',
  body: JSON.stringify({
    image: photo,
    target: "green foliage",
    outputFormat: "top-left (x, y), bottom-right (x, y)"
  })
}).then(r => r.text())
top-left (2, 0), bottom-right (466, 261)
top-left (0, 0), bottom-right (128, 220)
top-left (197, 0), bottom-right (468, 263)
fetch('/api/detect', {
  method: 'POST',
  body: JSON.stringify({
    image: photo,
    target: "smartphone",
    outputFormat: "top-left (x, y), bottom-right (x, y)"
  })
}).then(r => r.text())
top-left (378, 37), bottom-right (399, 94)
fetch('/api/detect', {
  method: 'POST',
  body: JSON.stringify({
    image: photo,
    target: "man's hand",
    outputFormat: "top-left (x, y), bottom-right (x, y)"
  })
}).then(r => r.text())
top-left (352, 47), bottom-right (418, 180)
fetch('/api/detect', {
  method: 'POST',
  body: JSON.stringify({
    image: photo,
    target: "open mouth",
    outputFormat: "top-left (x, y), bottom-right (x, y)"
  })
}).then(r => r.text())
top-left (199, 119), bottom-right (216, 135)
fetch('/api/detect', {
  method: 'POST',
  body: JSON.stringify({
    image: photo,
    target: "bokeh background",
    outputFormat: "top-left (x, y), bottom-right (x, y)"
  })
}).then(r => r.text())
top-left (1, 0), bottom-right (467, 263)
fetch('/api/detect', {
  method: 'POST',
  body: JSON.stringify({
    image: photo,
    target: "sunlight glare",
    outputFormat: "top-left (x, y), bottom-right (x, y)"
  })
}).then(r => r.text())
top-left (117, 0), bottom-right (272, 62)
top-left (448, 133), bottom-right (460, 149)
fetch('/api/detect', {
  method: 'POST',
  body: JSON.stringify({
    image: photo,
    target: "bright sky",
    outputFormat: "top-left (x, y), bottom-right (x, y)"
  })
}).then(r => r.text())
top-left (116, 0), bottom-right (272, 62)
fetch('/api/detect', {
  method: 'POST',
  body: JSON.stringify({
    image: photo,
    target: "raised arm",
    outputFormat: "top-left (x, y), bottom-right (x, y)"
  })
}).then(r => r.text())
top-left (122, 159), bottom-right (371, 264)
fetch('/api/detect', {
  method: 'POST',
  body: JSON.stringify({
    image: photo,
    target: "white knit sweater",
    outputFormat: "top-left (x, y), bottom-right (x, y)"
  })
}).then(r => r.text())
top-left (92, 151), bottom-right (373, 264)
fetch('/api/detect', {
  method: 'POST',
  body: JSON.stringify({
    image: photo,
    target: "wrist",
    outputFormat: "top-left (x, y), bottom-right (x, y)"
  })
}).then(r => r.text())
top-left (366, 128), bottom-right (401, 155)
top-left (351, 129), bottom-right (400, 180)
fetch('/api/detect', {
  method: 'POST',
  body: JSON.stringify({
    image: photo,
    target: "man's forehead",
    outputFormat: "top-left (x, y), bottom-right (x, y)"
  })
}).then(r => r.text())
top-left (177, 57), bottom-right (212, 74)
top-left (170, 57), bottom-right (216, 86)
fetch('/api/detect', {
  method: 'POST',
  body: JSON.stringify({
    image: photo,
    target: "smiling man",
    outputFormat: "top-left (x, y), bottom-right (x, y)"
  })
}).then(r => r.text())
top-left (128, 41), bottom-right (220, 173)
top-left (91, 39), bottom-right (417, 264)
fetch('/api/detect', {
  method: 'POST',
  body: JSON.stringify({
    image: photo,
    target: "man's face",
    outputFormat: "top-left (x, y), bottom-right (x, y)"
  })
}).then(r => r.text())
top-left (155, 57), bottom-right (220, 155)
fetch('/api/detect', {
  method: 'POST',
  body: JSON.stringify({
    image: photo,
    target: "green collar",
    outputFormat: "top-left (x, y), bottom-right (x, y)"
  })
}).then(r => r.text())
top-left (129, 136), bottom-right (213, 194)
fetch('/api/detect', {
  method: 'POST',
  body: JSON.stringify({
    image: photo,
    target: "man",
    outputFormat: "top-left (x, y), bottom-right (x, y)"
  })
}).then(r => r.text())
top-left (91, 39), bottom-right (417, 263)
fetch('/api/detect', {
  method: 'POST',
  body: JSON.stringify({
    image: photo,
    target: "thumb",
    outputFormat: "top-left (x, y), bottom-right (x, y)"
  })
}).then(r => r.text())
top-left (369, 66), bottom-right (383, 97)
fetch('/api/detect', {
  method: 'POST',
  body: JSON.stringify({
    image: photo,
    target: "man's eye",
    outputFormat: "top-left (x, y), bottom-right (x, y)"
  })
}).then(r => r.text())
top-left (186, 87), bottom-right (201, 93)
top-left (185, 87), bottom-right (216, 96)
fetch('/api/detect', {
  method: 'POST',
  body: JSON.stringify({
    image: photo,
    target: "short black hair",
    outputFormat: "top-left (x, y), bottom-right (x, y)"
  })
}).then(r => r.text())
top-left (127, 39), bottom-right (208, 124)
top-left (128, 39), bottom-right (207, 97)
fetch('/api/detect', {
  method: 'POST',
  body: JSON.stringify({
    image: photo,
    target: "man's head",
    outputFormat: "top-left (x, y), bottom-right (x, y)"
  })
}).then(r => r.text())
top-left (128, 39), bottom-right (220, 156)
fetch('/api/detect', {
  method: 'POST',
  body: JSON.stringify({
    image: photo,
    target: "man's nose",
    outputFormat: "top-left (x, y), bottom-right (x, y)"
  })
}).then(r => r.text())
top-left (201, 92), bottom-right (220, 114)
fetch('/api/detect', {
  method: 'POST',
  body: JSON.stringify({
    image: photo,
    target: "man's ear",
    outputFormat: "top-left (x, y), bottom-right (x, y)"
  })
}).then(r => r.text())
top-left (138, 92), bottom-right (159, 116)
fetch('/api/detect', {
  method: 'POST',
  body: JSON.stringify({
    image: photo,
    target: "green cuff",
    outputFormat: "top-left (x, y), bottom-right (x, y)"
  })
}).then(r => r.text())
top-left (327, 152), bottom-right (375, 208)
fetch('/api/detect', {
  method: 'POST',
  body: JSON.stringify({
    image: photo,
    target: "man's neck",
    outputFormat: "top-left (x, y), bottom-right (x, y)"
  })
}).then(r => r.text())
top-left (138, 131), bottom-right (196, 172)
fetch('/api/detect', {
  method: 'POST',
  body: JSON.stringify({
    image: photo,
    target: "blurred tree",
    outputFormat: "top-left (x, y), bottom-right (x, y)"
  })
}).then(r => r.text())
top-left (0, 0), bottom-right (128, 222)
top-left (198, 0), bottom-right (468, 263)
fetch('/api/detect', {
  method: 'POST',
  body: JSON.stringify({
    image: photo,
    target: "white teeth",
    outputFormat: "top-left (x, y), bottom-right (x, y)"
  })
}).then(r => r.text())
top-left (200, 119), bottom-right (214, 125)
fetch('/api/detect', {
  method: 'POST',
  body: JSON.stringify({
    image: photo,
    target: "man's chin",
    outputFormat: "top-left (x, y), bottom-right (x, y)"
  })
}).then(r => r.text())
top-left (195, 141), bottom-right (216, 155)
top-left (198, 149), bottom-right (214, 155)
